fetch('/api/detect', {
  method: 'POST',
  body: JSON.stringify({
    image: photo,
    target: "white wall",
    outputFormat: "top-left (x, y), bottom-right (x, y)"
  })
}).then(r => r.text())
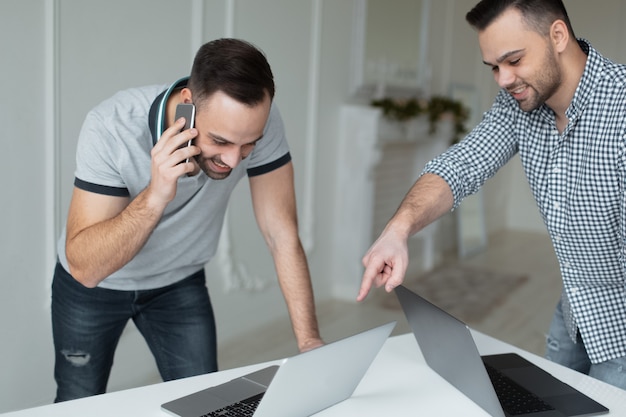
top-left (0, 0), bottom-right (356, 412)
top-left (0, 1), bottom-right (53, 412)
top-left (1, 0), bottom-right (625, 413)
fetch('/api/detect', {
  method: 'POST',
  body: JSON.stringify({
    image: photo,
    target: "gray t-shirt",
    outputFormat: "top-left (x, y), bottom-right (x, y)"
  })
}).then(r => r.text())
top-left (57, 79), bottom-right (291, 290)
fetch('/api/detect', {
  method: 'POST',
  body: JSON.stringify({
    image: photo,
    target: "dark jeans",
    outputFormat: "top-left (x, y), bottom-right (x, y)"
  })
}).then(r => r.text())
top-left (51, 262), bottom-right (217, 402)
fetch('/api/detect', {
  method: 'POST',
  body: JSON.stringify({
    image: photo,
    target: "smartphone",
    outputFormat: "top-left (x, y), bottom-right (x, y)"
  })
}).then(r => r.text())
top-left (174, 103), bottom-right (195, 163)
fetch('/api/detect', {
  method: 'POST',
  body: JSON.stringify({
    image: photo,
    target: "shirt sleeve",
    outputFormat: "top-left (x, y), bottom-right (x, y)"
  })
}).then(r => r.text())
top-left (245, 102), bottom-right (291, 177)
top-left (74, 108), bottom-right (130, 196)
top-left (422, 90), bottom-right (520, 209)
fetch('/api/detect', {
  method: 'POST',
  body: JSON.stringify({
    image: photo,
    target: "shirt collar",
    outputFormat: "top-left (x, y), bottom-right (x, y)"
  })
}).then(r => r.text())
top-left (566, 39), bottom-right (600, 121)
top-left (149, 76), bottom-right (189, 146)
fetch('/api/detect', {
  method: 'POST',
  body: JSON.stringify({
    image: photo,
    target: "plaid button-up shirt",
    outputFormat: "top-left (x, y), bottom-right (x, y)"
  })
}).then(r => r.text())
top-left (424, 40), bottom-right (626, 363)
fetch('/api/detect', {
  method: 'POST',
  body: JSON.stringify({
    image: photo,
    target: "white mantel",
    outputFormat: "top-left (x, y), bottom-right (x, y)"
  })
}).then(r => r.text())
top-left (330, 104), bottom-right (453, 300)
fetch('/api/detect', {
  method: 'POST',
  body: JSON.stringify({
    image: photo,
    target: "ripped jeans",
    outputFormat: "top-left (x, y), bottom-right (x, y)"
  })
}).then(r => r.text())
top-left (51, 262), bottom-right (217, 402)
top-left (545, 298), bottom-right (626, 390)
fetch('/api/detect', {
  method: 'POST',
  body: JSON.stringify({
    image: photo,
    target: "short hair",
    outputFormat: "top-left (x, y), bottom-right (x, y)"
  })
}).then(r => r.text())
top-left (188, 38), bottom-right (275, 108)
top-left (466, 0), bottom-right (576, 39)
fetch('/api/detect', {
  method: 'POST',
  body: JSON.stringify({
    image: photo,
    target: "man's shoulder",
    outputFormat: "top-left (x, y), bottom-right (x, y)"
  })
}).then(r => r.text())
top-left (585, 42), bottom-right (626, 87)
top-left (97, 84), bottom-right (167, 112)
top-left (84, 84), bottom-right (167, 131)
top-left (601, 59), bottom-right (626, 87)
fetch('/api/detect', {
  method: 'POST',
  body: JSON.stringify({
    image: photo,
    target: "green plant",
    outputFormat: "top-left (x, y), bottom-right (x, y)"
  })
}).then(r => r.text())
top-left (371, 95), bottom-right (469, 143)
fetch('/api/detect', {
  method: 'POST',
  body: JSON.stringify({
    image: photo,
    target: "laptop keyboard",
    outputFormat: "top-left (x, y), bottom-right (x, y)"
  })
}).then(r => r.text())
top-left (484, 364), bottom-right (555, 415)
top-left (201, 393), bottom-right (264, 417)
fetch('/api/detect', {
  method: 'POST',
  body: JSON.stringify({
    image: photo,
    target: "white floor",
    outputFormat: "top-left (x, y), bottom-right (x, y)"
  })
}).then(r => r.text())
top-left (218, 230), bottom-right (563, 371)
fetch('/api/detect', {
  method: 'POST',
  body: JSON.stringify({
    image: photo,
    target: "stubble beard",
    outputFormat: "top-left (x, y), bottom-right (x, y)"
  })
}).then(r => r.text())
top-left (195, 155), bottom-right (232, 180)
top-left (515, 47), bottom-right (562, 112)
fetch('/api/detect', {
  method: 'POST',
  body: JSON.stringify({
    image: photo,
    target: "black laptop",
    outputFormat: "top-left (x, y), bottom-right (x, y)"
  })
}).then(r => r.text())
top-left (394, 285), bottom-right (609, 417)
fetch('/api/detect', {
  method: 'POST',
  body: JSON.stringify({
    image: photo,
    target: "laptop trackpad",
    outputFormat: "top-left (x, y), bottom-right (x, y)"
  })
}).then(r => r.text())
top-left (210, 378), bottom-right (267, 403)
top-left (503, 367), bottom-right (576, 397)
top-left (243, 365), bottom-right (279, 387)
top-left (161, 387), bottom-right (238, 416)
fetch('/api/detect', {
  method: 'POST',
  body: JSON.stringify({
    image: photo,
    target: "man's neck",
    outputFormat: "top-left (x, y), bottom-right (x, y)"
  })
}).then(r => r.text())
top-left (547, 42), bottom-right (588, 132)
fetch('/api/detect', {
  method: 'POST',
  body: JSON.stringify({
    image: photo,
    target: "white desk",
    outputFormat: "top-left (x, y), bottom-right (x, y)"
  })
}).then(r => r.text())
top-left (3, 331), bottom-right (625, 416)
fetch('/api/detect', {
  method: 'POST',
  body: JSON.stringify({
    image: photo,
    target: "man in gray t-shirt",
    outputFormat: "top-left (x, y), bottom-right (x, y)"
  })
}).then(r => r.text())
top-left (51, 38), bottom-right (323, 402)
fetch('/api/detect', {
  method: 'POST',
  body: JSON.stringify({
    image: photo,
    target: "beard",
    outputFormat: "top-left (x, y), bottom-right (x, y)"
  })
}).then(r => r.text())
top-left (194, 155), bottom-right (232, 180)
top-left (511, 46), bottom-right (562, 112)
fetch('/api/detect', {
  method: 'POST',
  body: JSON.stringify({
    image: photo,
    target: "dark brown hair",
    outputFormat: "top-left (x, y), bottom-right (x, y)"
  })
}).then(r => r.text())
top-left (466, 0), bottom-right (575, 39)
top-left (188, 38), bottom-right (275, 108)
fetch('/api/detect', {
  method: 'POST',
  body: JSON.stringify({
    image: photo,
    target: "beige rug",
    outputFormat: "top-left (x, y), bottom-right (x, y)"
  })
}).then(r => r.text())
top-left (381, 264), bottom-right (528, 324)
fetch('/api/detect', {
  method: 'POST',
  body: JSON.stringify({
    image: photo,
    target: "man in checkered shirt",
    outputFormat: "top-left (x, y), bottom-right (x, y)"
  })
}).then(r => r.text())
top-left (358, 0), bottom-right (626, 390)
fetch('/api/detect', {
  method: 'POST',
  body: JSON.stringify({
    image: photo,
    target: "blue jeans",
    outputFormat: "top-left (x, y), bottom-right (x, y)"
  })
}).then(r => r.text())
top-left (545, 298), bottom-right (626, 390)
top-left (51, 262), bottom-right (217, 402)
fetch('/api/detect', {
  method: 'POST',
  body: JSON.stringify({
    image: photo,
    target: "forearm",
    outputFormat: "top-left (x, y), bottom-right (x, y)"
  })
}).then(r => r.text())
top-left (358, 174), bottom-right (455, 301)
top-left (65, 190), bottom-right (164, 287)
top-left (249, 163), bottom-right (322, 350)
top-left (386, 173), bottom-right (454, 239)
top-left (272, 237), bottom-right (322, 351)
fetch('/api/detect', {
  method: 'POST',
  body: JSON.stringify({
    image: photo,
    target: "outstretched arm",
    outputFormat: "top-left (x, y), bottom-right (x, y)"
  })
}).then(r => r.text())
top-left (357, 173), bottom-right (454, 301)
top-left (249, 161), bottom-right (323, 352)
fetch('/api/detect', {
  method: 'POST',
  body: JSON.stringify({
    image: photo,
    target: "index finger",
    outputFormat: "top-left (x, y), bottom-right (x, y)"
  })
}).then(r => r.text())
top-left (357, 256), bottom-right (385, 302)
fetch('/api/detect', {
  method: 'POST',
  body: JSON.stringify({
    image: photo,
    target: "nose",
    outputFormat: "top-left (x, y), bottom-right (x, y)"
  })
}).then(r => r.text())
top-left (220, 147), bottom-right (243, 168)
top-left (496, 67), bottom-right (516, 89)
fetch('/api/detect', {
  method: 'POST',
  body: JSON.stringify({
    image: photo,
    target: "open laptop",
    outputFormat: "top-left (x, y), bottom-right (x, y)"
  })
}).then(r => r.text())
top-left (161, 321), bottom-right (396, 417)
top-left (394, 285), bottom-right (609, 417)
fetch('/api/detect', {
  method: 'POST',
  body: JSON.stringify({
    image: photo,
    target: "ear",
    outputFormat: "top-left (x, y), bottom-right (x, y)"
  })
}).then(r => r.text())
top-left (180, 87), bottom-right (193, 104)
top-left (550, 19), bottom-right (569, 53)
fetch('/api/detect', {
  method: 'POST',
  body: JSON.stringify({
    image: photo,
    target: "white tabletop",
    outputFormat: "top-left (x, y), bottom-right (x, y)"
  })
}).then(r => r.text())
top-left (3, 331), bottom-right (625, 416)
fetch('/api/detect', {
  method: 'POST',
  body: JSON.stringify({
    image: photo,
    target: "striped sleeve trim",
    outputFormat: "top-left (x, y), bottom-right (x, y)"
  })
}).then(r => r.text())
top-left (74, 177), bottom-right (130, 197)
top-left (246, 152), bottom-right (291, 177)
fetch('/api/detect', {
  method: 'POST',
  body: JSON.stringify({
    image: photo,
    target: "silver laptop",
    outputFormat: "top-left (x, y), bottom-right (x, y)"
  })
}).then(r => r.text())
top-left (161, 321), bottom-right (396, 417)
top-left (394, 285), bottom-right (609, 417)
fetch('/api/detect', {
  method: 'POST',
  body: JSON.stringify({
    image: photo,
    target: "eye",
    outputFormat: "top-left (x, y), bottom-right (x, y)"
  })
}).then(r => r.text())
top-left (491, 65), bottom-right (499, 73)
top-left (510, 58), bottom-right (521, 66)
top-left (240, 142), bottom-right (257, 159)
top-left (242, 142), bottom-right (256, 153)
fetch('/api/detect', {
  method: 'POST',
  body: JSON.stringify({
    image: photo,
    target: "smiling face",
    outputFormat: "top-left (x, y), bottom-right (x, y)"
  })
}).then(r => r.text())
top-left (191, 90), bottom-right (270, 180)
top-left (479, 8), bottom-right (562, 112)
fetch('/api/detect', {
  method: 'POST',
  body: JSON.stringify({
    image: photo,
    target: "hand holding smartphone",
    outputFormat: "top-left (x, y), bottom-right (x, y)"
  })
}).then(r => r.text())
top-left (174, 103), bottom-right (196, 163)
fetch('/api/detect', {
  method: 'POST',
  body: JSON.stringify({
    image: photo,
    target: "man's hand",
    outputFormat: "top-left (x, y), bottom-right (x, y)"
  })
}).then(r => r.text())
top-left (357, 229), bottom-right (409, 302)
top-left (357, 174), bottom-right (453, 302)
top-left (298, 337), bottom-right (325, 353)
top-left (148, 117), bottom-right (200, 206)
